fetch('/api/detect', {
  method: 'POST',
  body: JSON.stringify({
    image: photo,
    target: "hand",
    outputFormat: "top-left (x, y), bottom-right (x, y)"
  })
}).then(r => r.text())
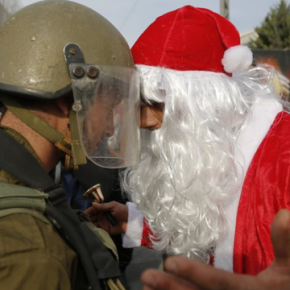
top-left (141, 209), bottom-right (290, 290)
top-left (85, 201), bottom-right (128, 235)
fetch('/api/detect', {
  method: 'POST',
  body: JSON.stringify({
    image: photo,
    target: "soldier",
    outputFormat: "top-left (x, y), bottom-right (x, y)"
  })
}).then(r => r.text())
top-left (0, 1), bottom-right (140, 289)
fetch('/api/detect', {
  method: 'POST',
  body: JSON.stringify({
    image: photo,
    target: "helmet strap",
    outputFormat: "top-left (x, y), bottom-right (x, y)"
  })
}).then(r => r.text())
top-left (0, 95), bottom-right (78, 168)
top-left (68, 108), bottom-right (87, 169)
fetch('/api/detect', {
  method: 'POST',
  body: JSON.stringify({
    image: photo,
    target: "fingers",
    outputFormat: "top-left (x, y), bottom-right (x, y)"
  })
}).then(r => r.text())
top-left (141, 269), bottom-right (199, 290)
top-left (92, 201), bottom-right (118, 212)
top-left (163, 257), bottom-right (258, 290)
top-left (84, 206), bottom-right (106, 224)
top-left (271, 209), bottom-right (290, 266)
top-left (84, 206), bottom-right (96, 215)
top-left (89, 213), bottom-right (103, 224)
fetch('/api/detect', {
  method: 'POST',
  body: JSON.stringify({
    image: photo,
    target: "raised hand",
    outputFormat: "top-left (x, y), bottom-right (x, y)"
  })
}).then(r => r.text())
top-left (141, 209), bottom-right (290, 290)
top-left (85, 201), bottom-right (128, 235)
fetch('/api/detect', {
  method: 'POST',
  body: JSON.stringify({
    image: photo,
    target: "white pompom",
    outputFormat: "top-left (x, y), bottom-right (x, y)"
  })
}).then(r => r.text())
top-left (222, 45), bottom-right (253, 73)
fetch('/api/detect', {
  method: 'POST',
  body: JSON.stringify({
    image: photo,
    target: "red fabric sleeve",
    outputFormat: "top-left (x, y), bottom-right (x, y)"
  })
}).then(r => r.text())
top-left (234, 111), bottom-right (290, 275)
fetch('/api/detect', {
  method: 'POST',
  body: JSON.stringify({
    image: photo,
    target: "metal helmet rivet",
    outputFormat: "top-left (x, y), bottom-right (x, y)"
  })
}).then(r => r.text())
top-left (72, 66), bottom-right (85, 78)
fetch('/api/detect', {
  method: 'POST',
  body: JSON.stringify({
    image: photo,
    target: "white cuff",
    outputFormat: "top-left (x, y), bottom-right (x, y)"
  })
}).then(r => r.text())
top-left (122, 202), bottom-right (144, 248)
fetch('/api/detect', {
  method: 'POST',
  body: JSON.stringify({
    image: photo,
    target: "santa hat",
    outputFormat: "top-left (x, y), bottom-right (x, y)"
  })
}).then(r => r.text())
top-left (131, 6), bottom-right (252, 75)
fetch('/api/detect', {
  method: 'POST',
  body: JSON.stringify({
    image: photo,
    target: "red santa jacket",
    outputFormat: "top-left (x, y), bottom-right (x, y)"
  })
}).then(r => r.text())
top-left (232, 110), bottom-right (290, 274)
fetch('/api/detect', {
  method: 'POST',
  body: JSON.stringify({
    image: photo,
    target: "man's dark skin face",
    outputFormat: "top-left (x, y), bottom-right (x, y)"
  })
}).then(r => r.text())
top-left (140, 102), bottom-right (165, 130)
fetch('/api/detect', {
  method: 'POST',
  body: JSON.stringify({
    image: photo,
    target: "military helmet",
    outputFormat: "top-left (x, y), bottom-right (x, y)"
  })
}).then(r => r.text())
top-left (0, 0), bottom-right (140, 169)
top-left (0, 0), bottom-right (134, 99)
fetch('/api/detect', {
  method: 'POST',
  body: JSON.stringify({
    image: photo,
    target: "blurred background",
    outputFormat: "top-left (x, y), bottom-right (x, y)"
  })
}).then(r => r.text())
top-left (8, 0), bottom-right (288, 46)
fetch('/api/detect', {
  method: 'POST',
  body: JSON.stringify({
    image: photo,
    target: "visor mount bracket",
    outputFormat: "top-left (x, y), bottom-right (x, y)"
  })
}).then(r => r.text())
top-left (64, 43), bottom-right (85, 65)
top-left (64, 43), bottom-right (86, 79)
top-left (86, 66), bottom-right (100, 79)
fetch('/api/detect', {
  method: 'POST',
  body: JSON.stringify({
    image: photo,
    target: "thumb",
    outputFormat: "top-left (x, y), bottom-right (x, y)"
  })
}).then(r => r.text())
top-left (271, 209), bottom-right (290, 266)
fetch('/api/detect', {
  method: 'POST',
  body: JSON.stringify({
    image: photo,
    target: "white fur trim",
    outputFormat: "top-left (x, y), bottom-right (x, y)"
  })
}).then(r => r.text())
top-left (122, 202), bottom-right (144, 248)
top-left (214, 98), bottom-right (283, 271)
top-left (222, 45), bottom-right (253, 73)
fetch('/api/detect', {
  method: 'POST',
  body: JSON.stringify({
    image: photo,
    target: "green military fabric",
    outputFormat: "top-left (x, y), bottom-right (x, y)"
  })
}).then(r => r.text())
top-left (0, 126), bottom-right (42, 185)
top-left (87, 223), bottom-right (119, 260)
top-left (0, 213), bottom-right (78, 290)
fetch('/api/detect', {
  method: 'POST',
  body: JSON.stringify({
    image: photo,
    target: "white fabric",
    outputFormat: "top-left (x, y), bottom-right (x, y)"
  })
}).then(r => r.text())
top-left (222, 45), bottom-right (253, 73)
top-left (122, 202), bottom-right (144, 248)
top-left (214, 98), bottom-right (283, 271)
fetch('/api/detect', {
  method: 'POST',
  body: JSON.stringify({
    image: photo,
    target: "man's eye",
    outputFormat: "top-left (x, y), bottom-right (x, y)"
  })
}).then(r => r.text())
top-left (152, 102), bottom-right (165, 111)
top-left (140, 97), bottom-right (146, 107)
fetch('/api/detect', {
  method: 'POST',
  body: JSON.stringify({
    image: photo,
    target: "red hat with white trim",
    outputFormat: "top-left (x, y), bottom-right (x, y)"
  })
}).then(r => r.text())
top-left (131, 6), bottom-right (252, 74)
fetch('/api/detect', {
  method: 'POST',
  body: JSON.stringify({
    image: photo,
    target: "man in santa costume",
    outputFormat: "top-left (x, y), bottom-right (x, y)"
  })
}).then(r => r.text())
top-left (87, 6), bottom-right (290, 289)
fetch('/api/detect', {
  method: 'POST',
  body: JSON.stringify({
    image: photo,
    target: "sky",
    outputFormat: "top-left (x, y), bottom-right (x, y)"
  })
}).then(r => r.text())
top-left (19, 0), bottom-right (288, 47)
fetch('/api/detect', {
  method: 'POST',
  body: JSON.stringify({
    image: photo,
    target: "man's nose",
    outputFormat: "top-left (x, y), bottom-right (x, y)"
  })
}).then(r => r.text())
top-left (140, 105), bottom-right (164, 130)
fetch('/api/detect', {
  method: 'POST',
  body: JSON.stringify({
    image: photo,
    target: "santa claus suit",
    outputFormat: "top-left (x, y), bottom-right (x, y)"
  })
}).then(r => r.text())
top-left (123, 98), bottom-right (290, 275)
top-left (122, 6), bottom-right (290, 275)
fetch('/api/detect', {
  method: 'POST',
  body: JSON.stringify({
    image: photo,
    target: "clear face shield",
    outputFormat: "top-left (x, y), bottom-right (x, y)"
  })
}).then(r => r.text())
top-left (64, 44), bottom-right (140, 168)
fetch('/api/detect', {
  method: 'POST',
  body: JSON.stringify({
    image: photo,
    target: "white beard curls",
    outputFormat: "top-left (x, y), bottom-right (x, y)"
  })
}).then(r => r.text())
top-left (121, 65), bottom-right (277, 262)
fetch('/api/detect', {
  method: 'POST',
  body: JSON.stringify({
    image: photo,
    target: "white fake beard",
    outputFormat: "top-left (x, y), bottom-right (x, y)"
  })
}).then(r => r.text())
top-left (121, 66), bottom-right (275, 262)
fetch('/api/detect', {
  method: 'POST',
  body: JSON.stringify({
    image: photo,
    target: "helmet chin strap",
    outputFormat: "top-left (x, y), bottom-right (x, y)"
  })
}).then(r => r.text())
top-left (68, 107), bottom-right (87, 169)
top-left (0, 94), bottom-right (87, 171)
